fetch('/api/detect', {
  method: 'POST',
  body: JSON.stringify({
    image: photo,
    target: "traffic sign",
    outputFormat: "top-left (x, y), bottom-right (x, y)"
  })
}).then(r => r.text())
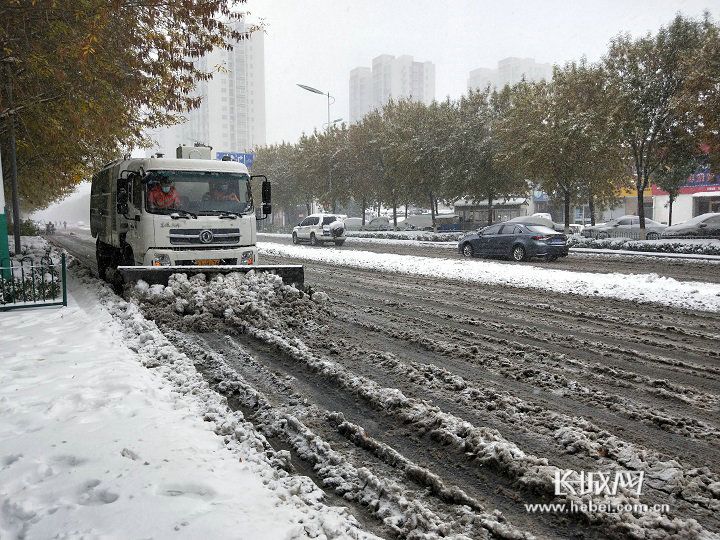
top-left (216, 152), bottom-right (254, 168)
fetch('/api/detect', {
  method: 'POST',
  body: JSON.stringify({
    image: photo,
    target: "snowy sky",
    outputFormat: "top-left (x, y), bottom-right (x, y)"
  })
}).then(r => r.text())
top-left (245, 0), bottom-right (716, 145)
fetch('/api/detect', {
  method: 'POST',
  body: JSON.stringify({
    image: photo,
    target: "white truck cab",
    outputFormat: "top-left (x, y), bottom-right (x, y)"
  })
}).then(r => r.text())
top-left (90, 150), bottom-right (271, 279)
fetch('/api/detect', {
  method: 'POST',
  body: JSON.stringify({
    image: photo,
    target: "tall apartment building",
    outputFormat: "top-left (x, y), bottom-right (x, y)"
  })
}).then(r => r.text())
top-left (349, 54), bottom-right (435, 123)
top-left (146, 19), bottom-right (266, 158)
top-left (468, 57), bottom-right (552, 91)
top-left (349, 67), bottom-right (373, 125)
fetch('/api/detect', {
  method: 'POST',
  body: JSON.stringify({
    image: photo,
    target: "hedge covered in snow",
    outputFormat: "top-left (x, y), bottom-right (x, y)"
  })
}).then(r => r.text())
top-left (568, 235), bottom-right (720, 256)
top-left (344, 230), bottom-right (463, 242)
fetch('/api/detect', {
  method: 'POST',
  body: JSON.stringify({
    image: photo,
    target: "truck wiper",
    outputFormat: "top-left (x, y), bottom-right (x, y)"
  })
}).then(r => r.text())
top-left (169, 210), bottom-right (197, 219)
top-left (215, 210), bottom-right (238, 219)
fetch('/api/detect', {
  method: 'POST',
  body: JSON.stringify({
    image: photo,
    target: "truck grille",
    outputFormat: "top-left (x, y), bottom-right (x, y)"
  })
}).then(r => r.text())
top-left (169, 228), bottom-right (241, 245)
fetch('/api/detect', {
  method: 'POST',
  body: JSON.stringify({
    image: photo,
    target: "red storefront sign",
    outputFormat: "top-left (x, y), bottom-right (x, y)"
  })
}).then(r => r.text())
top-left (652, 172), bottom-right (720, 195)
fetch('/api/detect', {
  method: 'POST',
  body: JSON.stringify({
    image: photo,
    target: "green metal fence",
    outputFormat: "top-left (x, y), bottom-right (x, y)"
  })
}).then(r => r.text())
top-left (0, 253), bottom-right (67, 311)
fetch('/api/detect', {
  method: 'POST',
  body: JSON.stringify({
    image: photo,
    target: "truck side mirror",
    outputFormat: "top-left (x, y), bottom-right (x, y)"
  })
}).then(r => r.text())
top-left (261, 180), bottom-right (271, 215)
top-left (117, 188), bottom-right (129, 215)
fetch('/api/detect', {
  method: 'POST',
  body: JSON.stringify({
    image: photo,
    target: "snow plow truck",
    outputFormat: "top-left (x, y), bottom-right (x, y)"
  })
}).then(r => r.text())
top-left (90, 145), bottom-right (303, 288)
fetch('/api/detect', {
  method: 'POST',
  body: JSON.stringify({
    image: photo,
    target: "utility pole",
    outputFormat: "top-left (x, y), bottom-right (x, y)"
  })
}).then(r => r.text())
top-left (4, 60), bottom-right (21, 254)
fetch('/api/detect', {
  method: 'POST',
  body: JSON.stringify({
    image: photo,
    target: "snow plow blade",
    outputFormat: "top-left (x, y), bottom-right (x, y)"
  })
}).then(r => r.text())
top-left (117, 264), bottom-right (304, 288)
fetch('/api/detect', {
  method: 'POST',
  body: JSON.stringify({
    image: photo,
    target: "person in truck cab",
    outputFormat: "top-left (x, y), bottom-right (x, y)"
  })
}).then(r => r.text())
top-left (148, 175), bottom-right (180, 210)
top-left (206, 179), bottom-right (240, 202)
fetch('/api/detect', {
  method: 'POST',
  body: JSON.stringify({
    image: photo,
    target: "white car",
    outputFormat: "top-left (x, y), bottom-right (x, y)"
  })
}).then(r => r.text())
top-left (292, 213), bottom-right (346, 246)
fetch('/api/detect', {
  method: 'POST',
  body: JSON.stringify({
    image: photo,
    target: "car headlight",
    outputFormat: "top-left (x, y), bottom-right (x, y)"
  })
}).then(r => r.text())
top-left (151, 254), bottom-right (171, 266)
top-left (240, 250), bottom-right (254, 265)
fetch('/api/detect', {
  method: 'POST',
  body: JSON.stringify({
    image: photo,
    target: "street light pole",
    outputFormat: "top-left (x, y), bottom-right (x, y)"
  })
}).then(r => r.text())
top-left (3, 60), bottom-right (21, 254)
top-left (297, 83), bottom-right (337, 212)
top-left (0, 144), bottom-right (10, 277)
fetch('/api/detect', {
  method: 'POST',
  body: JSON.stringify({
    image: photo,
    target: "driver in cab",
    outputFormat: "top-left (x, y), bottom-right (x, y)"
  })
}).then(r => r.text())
top-left (148, 175), bottom-right (180, 210)
top-left (205, 180), bottom-right (240, 203)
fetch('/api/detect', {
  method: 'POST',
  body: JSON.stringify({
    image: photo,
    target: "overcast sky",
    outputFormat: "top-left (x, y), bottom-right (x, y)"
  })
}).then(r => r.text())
top-left (245, 0), bottom-right (716, 145)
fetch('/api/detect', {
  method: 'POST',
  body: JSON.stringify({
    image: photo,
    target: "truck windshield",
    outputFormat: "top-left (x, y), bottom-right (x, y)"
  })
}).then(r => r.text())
top-left (144, 170), bottom-right (252, 215)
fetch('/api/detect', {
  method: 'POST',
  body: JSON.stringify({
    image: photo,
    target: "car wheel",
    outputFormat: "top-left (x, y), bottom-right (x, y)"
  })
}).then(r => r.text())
top-left (597, 231), bottom-right (608, 239)
top-left (511, 244), bottom-right (526, 262)
top-left (292, 232), bottom-right (298, 244)
top-left (646, 232), bottom-right (659, 240)
top-left (310, 233), bottom-right (317, 246)
top-left (462, 243), bottom-right (474, 257)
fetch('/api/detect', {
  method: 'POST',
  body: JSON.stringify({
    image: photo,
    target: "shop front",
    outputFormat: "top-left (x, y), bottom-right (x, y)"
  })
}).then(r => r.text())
top-left (653, 170), bottom-right (720, 224)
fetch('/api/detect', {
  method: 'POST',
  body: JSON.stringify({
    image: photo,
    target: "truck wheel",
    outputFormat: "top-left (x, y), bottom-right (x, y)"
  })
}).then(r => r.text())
top-left (310, 233), bottom-right (317, 246)
top-left (96, 240), bottom-right (110, 280)
top-left (292, 232), bottom-right (298, 244)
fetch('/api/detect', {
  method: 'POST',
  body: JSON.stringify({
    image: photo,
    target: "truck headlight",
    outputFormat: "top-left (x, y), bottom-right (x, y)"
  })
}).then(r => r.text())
top-left (151, 254), bottom-right (171, 266)
top-left (240, 251), bottom-right (254, 265)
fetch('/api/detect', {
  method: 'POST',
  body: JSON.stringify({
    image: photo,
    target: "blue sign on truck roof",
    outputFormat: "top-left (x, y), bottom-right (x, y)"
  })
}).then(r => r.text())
top-left (216, 152), bottom-right (254, 168)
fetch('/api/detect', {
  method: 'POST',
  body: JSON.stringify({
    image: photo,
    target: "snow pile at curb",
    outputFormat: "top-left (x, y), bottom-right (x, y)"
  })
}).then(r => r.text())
top-left (569, 235), bottom-right (720, 256)
top-left (59, 263), bottom-right (377, 540)
top-left (258, 242), bottom-right (720, 312)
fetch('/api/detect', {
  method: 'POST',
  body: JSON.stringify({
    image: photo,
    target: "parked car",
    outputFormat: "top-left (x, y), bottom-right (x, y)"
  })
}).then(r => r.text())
top-left (343, 217), bottom-right (363, 231)
top-left (397, 214), bottom-right (433, 231)
top-left (661, 213), bottom-right (720, 238)
top-left (292, 213), bottom-right (346, 246)
top-left (458, 222), bottom-right (568, 262)
top-left (363, 216), bottom-right (390, 231)
top-left (581, 215), bottom-right (666, 240)
top-left (396, 213), bottom-right (460, 231)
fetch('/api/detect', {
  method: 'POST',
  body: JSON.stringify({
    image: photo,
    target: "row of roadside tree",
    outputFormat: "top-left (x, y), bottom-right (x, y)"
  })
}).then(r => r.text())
top-left (253, 14), bottom-right (720, 235)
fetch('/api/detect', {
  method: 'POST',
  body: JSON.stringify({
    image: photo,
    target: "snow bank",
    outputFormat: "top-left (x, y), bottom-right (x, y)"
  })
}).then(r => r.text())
top-left (0, 260), bottom-right (374, 539)
top-left (258, 242), bottom-right (720, 312)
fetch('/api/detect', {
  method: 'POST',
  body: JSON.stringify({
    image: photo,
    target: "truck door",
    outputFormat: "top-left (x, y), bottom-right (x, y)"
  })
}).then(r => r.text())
top-left (124, 174), bottom-right (143, 256)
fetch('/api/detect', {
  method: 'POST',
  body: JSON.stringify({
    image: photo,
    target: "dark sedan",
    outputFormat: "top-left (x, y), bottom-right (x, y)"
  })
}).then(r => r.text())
top-left (458, 223), bottom-right (568, 262)
top-left (661, 213), bottom-right (720, 238)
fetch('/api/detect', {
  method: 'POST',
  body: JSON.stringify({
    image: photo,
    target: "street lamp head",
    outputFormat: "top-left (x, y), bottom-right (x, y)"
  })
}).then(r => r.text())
top-left (297, 83), bottom-right (326, 95)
